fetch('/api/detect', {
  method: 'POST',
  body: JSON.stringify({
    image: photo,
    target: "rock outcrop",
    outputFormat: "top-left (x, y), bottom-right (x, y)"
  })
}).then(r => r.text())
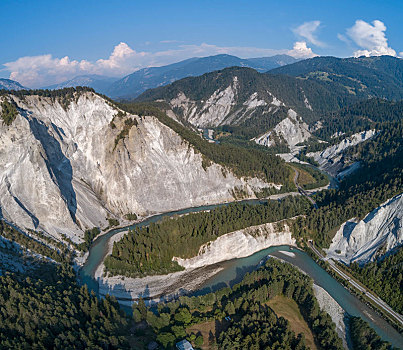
top-left (254, 109), bottom-right (311, 152)
top-left (173, 221), bottom-right (295, 269)
top-left (96, 220), bottom-right (296, 303)
top-left (0, 91), bottom-right (276, 244)
top-left (327, 194), bottom-right (403, 265)
top-left (313, 284), bottom-right (349, 349)
top-left (307, 130), bottom-right (376, 176)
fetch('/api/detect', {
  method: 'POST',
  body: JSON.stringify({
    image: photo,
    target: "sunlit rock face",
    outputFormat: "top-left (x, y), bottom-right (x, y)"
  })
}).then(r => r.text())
top-left (327, 194), bottom-right (403, 265)
top-left (0, 92), bottom-right (273, 243)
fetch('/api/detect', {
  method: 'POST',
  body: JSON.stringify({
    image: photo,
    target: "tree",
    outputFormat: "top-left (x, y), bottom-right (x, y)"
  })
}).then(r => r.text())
top-left (174, 308), bottom-right (192, 325)
top-left (157, 332), bottom-right (175, 348)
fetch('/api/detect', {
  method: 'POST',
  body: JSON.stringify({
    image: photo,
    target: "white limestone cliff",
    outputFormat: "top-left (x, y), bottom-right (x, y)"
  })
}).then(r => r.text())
top-left (254, 109), bottom-right (311, 152)
top-left (327, 194), bottom-right (403, 265)
top-left (173, 221), bottom-right (295, 269)
top-left (168, 79), bottom-right (295, 128)
top-left (97, 220), bottom-right (296, 302)
top-left (313, 284), bottom-right (348, 349)
top-left (307, 130), bottom-right (376, 176)
top-left (0, 92), bottom-right (277, 244)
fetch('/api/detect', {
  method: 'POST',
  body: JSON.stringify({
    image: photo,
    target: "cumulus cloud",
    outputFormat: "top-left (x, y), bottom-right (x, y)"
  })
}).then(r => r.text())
top-left (346, 20), bottom-right (397, 57)
top-left (3, 41), bottom-right (316, 87)
top-left (293, 21), bottom-right (324, 47)
top-left (4, 42), bottom-right (149, 87)
top-left (287, 42), bottom-right (318, 59)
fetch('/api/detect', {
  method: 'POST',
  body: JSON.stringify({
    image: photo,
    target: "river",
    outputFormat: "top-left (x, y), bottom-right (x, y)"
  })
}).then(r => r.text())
top-left (194, 245), bottom-right (403, 348)
top-left (79, 191), bottom-right (402, 347)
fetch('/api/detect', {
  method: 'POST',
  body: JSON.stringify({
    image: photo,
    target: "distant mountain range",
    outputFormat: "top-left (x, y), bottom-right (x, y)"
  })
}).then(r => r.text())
top-left (135, 55), bottom-right (403, 151)
top-left (137, 56), bottom-right (403, 122)
top-left (106, 54), bottom-right (298, 99)
top-left (36, 54), bottom-right (298, 99)
top-left (0, 78), bottom-right (26, 91)
top-left (42, 75), bottom-right (118, 95)
top-left (269, 55), bottom-right (403, 100)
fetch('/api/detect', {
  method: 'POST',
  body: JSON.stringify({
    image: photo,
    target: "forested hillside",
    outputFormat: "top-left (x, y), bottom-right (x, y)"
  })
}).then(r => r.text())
top-left (119, 102), bottom-right (293, 187)
top-left (136, 259), bottom-right (344, 349)
top-left (0, 263), bottom-right (131, 349)
top-left (314, 98), bottom-right (403, 141)
top-left (136, 66), bottom-right (352, 123)
top-left (293, 120), bottom-right (403, 247)
top-left (106, 54), bottom-right (298, 99)
top-left (105, 196), bottom-right (310, 277)
top-left (269, 56), bottom-right (403, 100)
top-left (349, 247), bottom-right (403, 314)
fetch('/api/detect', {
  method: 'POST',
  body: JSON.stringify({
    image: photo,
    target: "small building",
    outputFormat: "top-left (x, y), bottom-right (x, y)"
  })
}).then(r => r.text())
top-left (176, 339), bottom-right (194, 350)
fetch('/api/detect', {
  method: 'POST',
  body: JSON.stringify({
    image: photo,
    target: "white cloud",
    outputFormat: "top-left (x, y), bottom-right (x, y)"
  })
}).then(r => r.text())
top-left (346, 20), bottom-right (397, 57)
top-left (287, 42), bottom-right (318, 59)
top-left (293, 21), bottom-right (324, 47)
top-left (400, 52), bottom-right (403, 58)
top-left (337, 33), bottom-right (350, 44)
top-left (4, 42), bottom-right (150, 87)
top-left (160, 40), bottom-right (182, 44)
top-left (3, 41), bottom-right (315, 87)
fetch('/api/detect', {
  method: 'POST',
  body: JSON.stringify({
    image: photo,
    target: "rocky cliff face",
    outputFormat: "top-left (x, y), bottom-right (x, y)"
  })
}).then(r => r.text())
top-left (307, 130), bottom-right (376, 176)
top-left (173, 221), bottom-right (295, 269)
top-left (96, 219), bottom-right (296, 302)
top-left (313, 284), bottom-right (348, 349)
top-left (327, 194), bottom-right (403, 265)
top-left (0, 92), bottom-right (275, 243)
top-left (254, 109), bottom-right (311, 152)
top-left (168, 78), bottom-right (313, 151)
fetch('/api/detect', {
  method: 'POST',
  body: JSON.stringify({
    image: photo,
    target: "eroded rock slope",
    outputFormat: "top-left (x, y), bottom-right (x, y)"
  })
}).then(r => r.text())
top-left (0, 91), bottom-right (275, 244)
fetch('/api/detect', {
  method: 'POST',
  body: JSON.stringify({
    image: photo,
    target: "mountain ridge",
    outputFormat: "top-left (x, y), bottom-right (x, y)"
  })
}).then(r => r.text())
top-left (0, 78), bottom-right (27, 91)
top-left (106, 54), bottom-right (299, 99)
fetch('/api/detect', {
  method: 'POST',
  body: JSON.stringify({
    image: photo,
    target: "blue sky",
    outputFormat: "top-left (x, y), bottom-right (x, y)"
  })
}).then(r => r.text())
top-left (1, 0), bottom-right (402, 87)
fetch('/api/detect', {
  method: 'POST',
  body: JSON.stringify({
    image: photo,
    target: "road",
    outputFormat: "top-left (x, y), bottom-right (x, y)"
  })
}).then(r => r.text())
top-left (293, 168), bottom-right (319, 209)
top-left (307, 240), bottom-right (403, 327)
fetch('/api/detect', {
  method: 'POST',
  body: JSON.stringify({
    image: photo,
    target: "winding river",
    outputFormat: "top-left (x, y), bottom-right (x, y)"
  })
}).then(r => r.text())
top-left (80, 199), bottom-right (403, 348)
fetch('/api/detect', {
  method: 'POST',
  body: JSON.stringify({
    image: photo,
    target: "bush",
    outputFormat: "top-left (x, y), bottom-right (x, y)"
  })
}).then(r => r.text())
top-left (1, 100), bottom-right (18, 126)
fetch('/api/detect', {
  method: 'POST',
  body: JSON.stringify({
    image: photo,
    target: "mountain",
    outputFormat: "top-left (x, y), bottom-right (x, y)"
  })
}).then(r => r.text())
top-left (43, 74), bottom-right (118, 94)
top-left (269, 55), bottom-right (403, 100)
top-left (135, 66), bottom-right (354, 150)
top-left (0, 88), bottom-right (284, 244)
top-left (106, 54), bottom-right (298, 99)
top-left (0, 78), bottom-right (26, 91)
top-left (247, 54), bottom-right (300, 70)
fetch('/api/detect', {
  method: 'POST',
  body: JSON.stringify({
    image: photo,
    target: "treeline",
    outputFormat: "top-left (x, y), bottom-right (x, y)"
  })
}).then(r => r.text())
top-left (0, 263), bottom-right (130, 349)
top-left (105, 197), bottom-right (310, 277)
top-left (0, 86), bottom-right (96, 111)
top-left (77, 227), bottom-right (101, 252)
top-left (350, 317), bottom-right (396, 350)
top-left (217, 105), bottom-right (290, 141)
top-left (0, 221), bottom-right (70, 263)
top-left (137, 259), bottom-right (343, 349)
top-left (315, 99), bottom-right (403, 141)
top-left (349, 247), bottom-right (403, 314)
top-left (118, 102), bottom-right (293, 186)
top-left (0, 100), bottom-right (18, 126)
top-left (0, 86), bottom-right (95, 98)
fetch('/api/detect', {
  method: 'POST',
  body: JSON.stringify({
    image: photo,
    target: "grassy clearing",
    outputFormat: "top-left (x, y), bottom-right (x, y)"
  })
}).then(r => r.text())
top-left (187, 320), bottom-right (217, 350)
top-left (296, 167), bottom-right (316, 186)
top-left (291, 163), bottom-right (329, 190)
top-left (267, 295), bottom-right (317, 350)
